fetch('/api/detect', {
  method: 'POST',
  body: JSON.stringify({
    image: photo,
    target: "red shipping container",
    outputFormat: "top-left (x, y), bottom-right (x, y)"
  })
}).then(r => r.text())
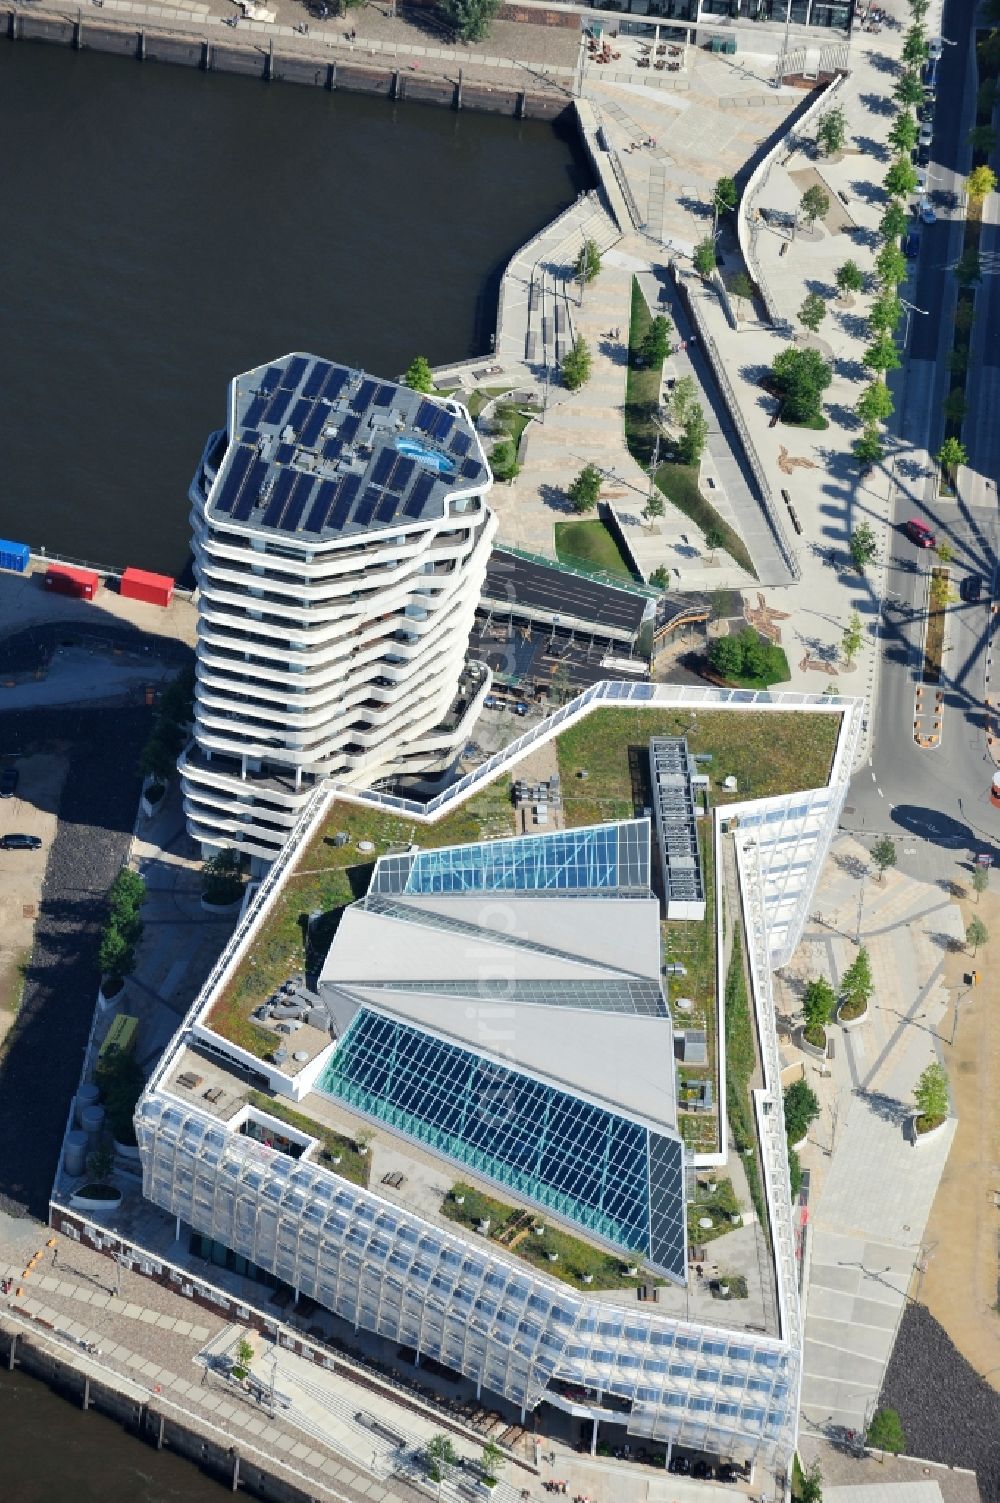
top-left (120, 567), bottom-right (174, 608)
top-left (44, 564), bottom-right (99, 600)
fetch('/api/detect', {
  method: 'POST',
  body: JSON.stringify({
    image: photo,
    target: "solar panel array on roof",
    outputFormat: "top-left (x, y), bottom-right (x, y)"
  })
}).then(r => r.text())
top-left (339, 414), bottom-right (360, 446)
top-left (300, 404), bottom-right (328, 449)
top-left (260, 366), bottom-right (282, 394)
top-left (350, 378), bottom-right (377, 415)
top-left (390, 456), bottom-right (415, 491)
top-left (281, 473), bottom-right (314, 533)
top-left (265, 388), bottom-right (294, 428)
top-left (370, 448), bottom-right (396, 488)
top-left (322, 436), bottom-right (343, 463)
top-left (302, 360), bottom-right (332, 399)
top-left (373, 384), bottom-right (394, 406)
top-left (328, 473), bottom-right (362, 532)
top-left (289, 398), bottom-right (311, 435)
top-left (214, 445), bottom-right (253, 514)
top-left (353, 485), bottom-right (380, 530)
top-left (403, 472), bottom-right (436, 519)
top-left (413, 401), bottom-right (437, 434)
top-left (243, 396), bottom-right (266, 429)
top-left (304, 480), bottom-right (335, 534)
top-left (461, 459), bottom-right (480, 480)
top-left (232, 457), bottom-right (268, 522)
top-left (281, 354), bottom-right (309, 390)
top-left (261, 468), bottom-right (295, 529)
top-left (374, 489), bottom-right (400, 525)
top-left (321, 366), bottom-right (349, 402)
top-left (450, 430), bottom-right (471, 458)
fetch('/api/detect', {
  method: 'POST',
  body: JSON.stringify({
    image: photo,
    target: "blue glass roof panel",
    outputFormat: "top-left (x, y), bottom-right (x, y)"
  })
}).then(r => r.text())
top-left (302, 360), bottom-right (332, 399)
top-left (299, 404), bottom-right (328, 449)
top-left (213, 445), bottom-right (253, 515)
top-left (281, 354), bottom-right (309, 390)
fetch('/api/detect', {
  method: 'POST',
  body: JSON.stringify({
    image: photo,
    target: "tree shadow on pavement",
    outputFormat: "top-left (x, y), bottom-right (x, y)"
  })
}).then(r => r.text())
top-left (853, 1086), bottom-right (911, 1127)
top-left (857, 92), bottom-right (896, 116)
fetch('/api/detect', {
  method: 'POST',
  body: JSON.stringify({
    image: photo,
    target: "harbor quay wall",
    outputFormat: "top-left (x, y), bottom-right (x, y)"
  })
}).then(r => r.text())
top-left (2, 8), bottom-right (572, 120)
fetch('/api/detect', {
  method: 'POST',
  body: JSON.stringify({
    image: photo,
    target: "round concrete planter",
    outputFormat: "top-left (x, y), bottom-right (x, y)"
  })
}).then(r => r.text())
top-left (200, 893), bottom-right (244, 914)
top-left (98, 976), bottom-right (127, 1008)
top-left (837, 1000), bottom-right (868, 1030)
top-left (910, 1112), bottom-right (948, 1147)
top-left (796, 1025), bottom-right (828, 1060)
top-left (69, 1185), bottom-right (122, 1213)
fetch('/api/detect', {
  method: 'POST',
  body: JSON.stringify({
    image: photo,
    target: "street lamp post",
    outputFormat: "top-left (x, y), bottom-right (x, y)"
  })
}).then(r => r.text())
top-left (899, 297), bottom-right (929, 347)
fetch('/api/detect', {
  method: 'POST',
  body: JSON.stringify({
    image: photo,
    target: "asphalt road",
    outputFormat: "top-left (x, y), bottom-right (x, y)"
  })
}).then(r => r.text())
top-left (484, 549), bottom-right (648, 637)
top-left (844, 0), bottom-right (1000, 871)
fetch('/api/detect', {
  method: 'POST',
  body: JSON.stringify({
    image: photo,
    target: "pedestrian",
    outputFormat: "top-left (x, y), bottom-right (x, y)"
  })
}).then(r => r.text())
top-left (616, 326), bottom-right (621, 339)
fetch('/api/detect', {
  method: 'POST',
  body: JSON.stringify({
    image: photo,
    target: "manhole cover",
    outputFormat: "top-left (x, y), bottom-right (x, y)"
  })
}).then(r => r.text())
top-left (22, 904), bottom-right (35, 919)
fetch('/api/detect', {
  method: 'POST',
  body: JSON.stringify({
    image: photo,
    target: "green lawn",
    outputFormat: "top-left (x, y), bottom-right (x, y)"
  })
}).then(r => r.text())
top-left (555, 707), bottom-right (840, 828)
top-left (496, 404), bottom-right (536, 448)
top-left (666, 825), bottom-right (719, 1154)
top-left (466, 386), bottom-right (510, 420)
top-left (441, 1182), bottom-right (662, 1291)
top-left (207, 783), bottom-right (516, 1057)
top-left (724, 933), bottom-right (769, 1241)
top-left (654, 462), bottom-right (757, 578)
top-left (554, 518), bottom-right (634, 579)
top-left (718, 645), bottom-right (792, 690)
top-left (625, 277), bottom-right (757, 577)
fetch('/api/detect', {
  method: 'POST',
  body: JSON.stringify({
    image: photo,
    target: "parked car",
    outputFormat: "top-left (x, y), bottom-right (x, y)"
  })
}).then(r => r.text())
top-left (0, 833), bottom-right (41, 850)
top-left (961, 574), bottom-right (984, 602)
top-left (483, 696), bottom-right (500, 710)
top-left (902, 230), bottom-right (921, 259)
top-left (668, 1455), bottom-right (691, 1475)
top-left (0, 767), bottom-right (18, 798)
top-left (512, 702), bottom-right (529, 717)
top-left (928, 34), bottom-right (943, 60)
top-left (903, 517), bottom-right (936, 548)
top-left (917, 142), bottom-right (931, 166)
top-left (919, 200), bottom-right (937, 224)
top-left (919, 119), bottom-right (934, 147)
top-left (922, 56), bottom-right (939, 87)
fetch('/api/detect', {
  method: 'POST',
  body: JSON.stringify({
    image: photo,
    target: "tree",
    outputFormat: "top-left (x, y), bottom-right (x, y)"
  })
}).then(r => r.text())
top-left (888, 110), bottom-right (919, 156)
top-left (884, 154), bottom-right (919, 199)
top-left (841, 610), bottom-right (864, 666)
top-left (967, 164), bottom-right (998, 202)
top-left (799, 184), bottom-right (830, 229)
top-left (947, 345), bottom-right (969, 375)
top-left (561, 338), bottom-right (592, 391)
top-left (966, 916), bottom-right (989, 955)
top-left (88, 1145), bottom-right (116, 1184)
top-left (574, 237), bottom-right (601, 286)
top-left (139, 732), bottom-right (178, 785)
top-left (955, 298), bottom-right (975, 335)
top-left (908, 0), bottom-right (929, 17)
top-left (693, 237), bottom-right (717, 279)
top-left (567, 463), bottom-right (602, 513)
top-left (802, 976), bottom-right (835, 1045)
top-left (874, 241), bottom-right (907, 288)
top-left (901, 23), bottom-right (928, 67)
top-left (677, 403), bottom-right (709, 465)
top-left (871, 835), bottom-right (897, 881)
top-left (867, 1408), bottom-right (906, 1456)
top-left (868, 288), bottom-right (903, 334)
top-left (770, 345), bottom-right (832, 424)
top-left (783, 1078), bottom-right (820, 1143)
top-left (425, 1434), bottom-right (459, 1486)
top-left (835, 259), bottom-right (863, 300)
top-left (893, 69), bottom-right (924, 108)
top-left (854, 427), bottom-right (885, 468)
top-left (798, 291), bottom-right (828, 333)
top-left (969, 124), bottom-right (998, 154)
top-left (943, 388), bottom-right (967, 425)
top-left (703, 524), bottom-right (726, 561)
top-left (669, 374), bottom-right (697, 426)
top-left (235, 1336), bottom-right (255, 1372)
top-left (650, 565), bottom-right (669, 589)
top-left (878, 201), bottom-right (909, 247)
top-left (863, 332), bottom-right (901, 374)
top-left (849, 521), bottom-right (878, 572)
top-left (977, 77), bottom-right (999, 116)
top-left (403, 356), bottom-right (434, 394)
top-left (913, 1061), bottom-right (949, 1125)
top-left (490, 439), bottom-right (519, 482)
top-left (972, 865), bottom-right (990, 904)
top-left (799, 1459), bottom-right (823, 1503)
top-left (438, 0), bottom-right (499, 42)
top-left (202, 850), bottom-right (244, 905)
top-left (954, 246), bottom-right (982, 287)
top-left (480, 1440), bottom-right (506, 1488)
top-left (857, 380), bottom-right (894, 426)
top-left (714, 175), bottom-right (738, 214)
top-left (817, 105), bottom-right (847, 157)
top-left (642, 492), bottom-right (665, 530)
top-left (708, 634), bottom-right (745, 680)
top-left (842, 945), bottom-right (873, 1009)
top-left (641, 313), bottom-right (673, 365)
top-left (730, 270), bottom-right (754, 317)
top-left (936, 436), bottom-right (967, 480)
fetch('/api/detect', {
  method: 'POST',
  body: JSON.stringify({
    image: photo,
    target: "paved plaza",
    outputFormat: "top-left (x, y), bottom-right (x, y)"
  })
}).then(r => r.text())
top-left (774, 835), bottom-right (964, 1441)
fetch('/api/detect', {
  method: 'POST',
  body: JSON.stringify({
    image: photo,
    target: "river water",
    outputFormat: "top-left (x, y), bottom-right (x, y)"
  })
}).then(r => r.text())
top-left (0, 41), bottom-right (588, 576)
top-left (0, 38), bottom-right (584, 1496)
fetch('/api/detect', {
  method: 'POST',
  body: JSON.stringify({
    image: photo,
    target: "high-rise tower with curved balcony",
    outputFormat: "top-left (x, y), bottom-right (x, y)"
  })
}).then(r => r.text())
top-left (182, 354), bottom-right (496, 865)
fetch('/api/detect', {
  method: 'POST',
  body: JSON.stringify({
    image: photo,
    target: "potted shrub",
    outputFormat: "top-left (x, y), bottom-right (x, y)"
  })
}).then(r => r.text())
top-left (799, 977), bottom-right (835, 1056)
top-left (201, 850), bottom-right (246, 910)
top-left (783, 1078), bottom-right (820, 1151)
top-left (230, 1335), bottom-right (255, 1383)
top-left (98, 868), bottom-right (146, 1000)
top-left (97, 1051), bottom-right (146, 1157)
top-left (911, 1062), bottom-right (949, 1142)
top-left (70, 1145), bottom-right (123, 1212)
top-left (838, 945), bottom-right (873, 1025)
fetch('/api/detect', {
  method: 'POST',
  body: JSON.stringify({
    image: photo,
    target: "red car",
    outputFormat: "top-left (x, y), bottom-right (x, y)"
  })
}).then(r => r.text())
top-left (903, 517), bottom-right (936, 548)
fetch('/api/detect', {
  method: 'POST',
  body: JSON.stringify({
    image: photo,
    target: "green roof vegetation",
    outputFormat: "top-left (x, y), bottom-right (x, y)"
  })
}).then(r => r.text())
top-left (246, 1091), bottom-right (371, 1188)
top-left (441, 1182), bottom-right (663, 1291)
top-left (686, 1176), bottom-right (742, 1245)
top-left (206, 783), bottom-right (516, 1057)
top-left (555, 707), bottom-right (840, 828)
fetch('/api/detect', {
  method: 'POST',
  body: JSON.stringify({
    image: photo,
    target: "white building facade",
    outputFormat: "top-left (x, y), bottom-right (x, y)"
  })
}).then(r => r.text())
top-left (182, 353), bottom-right (496, 864)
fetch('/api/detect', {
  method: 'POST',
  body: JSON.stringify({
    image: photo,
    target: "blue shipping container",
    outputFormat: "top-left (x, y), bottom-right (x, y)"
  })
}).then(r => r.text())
top-left (0, 540), bottom-right (30, 574)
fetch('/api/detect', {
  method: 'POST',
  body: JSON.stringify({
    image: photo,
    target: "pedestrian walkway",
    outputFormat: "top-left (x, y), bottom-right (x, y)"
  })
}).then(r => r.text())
top-left (774, 836), bottom-right (963, 1440)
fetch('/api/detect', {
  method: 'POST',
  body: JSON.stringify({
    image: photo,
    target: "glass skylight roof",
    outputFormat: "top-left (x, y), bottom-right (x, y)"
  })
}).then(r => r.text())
top-left (369, 821), bottom-right (651, 898)
top-left (316, 1007), bottom-right (685, 1280)
top-left (369, 978), bottom-right (667, 1018)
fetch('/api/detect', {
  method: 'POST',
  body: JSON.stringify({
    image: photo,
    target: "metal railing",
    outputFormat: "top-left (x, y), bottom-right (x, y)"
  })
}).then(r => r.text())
top-left (493, 542), bottom-right (659, 599)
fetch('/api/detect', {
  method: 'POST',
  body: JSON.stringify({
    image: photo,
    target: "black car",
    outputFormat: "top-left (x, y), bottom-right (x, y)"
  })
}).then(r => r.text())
top-left (668, 1455), bottom-right (691, 1475)
top-left (0, 767), bottom-right (18, 798)
top-left (961, 575), bottom-right (984, 602)
top-left (718, 1463), bottom-right (739, 1484)
top-left (902, 230), bottom-right (921, 259)
top-left (0, 833), bottom-right (40, 850)
top-left (691, 1460), bottom-right (715, 1480)
top-left (917, 142), bottom-right (931, 166)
